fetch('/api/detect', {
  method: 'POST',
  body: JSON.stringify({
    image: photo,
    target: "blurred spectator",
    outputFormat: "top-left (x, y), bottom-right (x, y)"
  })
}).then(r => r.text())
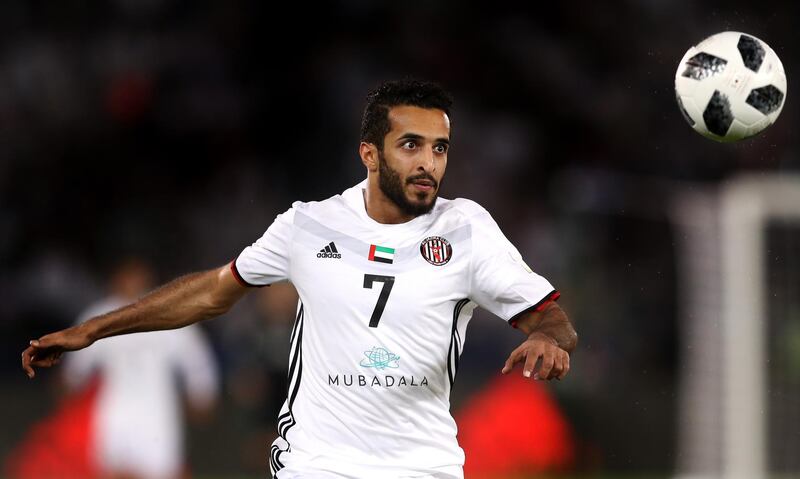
top-left (7, 258), bottom-right (220, 479)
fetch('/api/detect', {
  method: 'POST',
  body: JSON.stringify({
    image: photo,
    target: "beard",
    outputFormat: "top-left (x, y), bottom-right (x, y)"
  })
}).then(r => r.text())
top-left (378, 151), bottom-right (438, 218)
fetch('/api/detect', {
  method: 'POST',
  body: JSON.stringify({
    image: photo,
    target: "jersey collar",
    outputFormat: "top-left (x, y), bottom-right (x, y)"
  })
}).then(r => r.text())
top-left (342, 179), bottom-right (436, 229)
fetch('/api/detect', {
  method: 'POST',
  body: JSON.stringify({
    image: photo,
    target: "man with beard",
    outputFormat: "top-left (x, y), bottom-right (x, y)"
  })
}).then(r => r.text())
top-left (22, 79), bottom-right (577, 479)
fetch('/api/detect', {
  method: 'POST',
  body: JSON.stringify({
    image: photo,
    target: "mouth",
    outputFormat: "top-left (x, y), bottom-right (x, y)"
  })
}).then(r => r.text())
top-left (408, 178), bottom-right (437, 193)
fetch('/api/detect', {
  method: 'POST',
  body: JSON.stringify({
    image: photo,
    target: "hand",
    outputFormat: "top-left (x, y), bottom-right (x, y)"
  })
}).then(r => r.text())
top-left (501, 332), bottom-right (570, 381)
top-left (21, 326), bottom-right (93, 378)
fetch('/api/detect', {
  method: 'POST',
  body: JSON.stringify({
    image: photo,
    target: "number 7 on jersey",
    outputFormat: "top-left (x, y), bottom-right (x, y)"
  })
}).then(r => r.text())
top-left (362, 274), bottom-right (395, 327)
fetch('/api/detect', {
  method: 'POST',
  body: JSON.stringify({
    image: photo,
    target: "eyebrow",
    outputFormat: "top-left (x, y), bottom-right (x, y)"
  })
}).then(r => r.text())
top-left (397, 133), bottom-right (450, 145)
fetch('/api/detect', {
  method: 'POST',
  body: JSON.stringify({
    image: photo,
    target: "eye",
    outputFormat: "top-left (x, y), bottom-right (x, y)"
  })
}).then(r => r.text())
top-left (434, 143), bottom-right (448, 154)
top-left (401, 140), bottom-right (417, 150)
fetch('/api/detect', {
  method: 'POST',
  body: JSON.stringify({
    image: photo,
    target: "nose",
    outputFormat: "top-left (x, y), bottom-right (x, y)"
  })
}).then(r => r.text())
top-left (419, 148), bottom-right (436, 172)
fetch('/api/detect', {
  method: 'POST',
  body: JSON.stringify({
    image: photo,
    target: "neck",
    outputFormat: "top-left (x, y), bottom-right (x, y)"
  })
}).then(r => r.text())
top-left (363, 179), bottom-right (415, 224)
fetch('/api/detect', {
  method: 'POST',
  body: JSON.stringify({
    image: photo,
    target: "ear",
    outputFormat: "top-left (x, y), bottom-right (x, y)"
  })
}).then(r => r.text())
top-left (359, 142), bottom-right (379, 172)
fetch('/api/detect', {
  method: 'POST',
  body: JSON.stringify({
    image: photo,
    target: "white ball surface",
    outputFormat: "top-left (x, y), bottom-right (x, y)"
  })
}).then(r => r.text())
top-left (675, 31), bottom-right (787, 142)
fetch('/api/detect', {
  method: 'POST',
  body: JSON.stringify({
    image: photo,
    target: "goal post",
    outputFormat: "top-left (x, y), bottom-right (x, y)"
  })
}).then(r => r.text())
top-left (673, 174), bottom-right (800, 479)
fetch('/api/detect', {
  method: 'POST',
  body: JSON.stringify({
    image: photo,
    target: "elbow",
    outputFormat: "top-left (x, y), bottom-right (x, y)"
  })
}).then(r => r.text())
top-left (204, 299), bottom-right (232, 320)
top-left (196, 294), bottom-right (234, 322)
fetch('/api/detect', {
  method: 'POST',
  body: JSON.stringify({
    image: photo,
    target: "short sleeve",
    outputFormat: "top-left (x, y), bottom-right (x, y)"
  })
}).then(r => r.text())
top-left (468, 206), bottom-right (559, 323)
top-left (232, 206), bottom-right (295, 287)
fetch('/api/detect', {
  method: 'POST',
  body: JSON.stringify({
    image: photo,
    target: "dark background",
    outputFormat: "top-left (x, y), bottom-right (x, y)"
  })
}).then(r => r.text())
top-left (1, 1), bottom-right (796, 476)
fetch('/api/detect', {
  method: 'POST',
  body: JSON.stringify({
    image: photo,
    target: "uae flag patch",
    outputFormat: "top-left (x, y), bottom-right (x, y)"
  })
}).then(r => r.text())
top-left (368, 244), bottom-right (395, 264)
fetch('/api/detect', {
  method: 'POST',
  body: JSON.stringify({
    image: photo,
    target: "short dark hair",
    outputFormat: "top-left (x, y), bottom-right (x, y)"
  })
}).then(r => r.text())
top-left (360, 79), bottom-right (453, 150)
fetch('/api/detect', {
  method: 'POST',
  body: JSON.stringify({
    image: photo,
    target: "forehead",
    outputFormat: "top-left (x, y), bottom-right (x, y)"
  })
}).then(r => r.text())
top-left (386, 105), bottom-right (450, 139)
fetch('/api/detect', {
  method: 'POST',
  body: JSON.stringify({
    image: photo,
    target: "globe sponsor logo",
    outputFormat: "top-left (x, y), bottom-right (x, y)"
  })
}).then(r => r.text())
top-left (360, 347), bottom-right (400, 370)
top-left (325, 346), bottom-right (429, 388)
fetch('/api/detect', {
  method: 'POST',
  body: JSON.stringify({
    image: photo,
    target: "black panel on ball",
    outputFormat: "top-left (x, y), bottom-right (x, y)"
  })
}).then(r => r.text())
top-left (703, 90), bottom-right (734, 137)
top-left (746, 85), bottom-right (785, 115)
top-left (682, 52), bottom-right (728, 80)
top-left (737, 35), bottom-right (766, 72)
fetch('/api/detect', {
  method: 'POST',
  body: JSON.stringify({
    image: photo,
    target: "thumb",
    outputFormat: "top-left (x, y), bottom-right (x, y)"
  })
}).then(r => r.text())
top-left (31, 334), bottom-right (60, 349)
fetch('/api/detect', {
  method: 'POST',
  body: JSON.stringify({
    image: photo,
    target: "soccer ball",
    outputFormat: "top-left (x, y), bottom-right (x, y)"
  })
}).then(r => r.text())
top-left (674, 31), bottom-right (787, 142)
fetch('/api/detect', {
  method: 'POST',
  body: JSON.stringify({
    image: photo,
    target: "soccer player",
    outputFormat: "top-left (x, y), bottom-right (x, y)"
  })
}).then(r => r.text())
top-left (22, 79), bottom-right (578, 479)
top-left (63, 259), bottom-right (219, 479)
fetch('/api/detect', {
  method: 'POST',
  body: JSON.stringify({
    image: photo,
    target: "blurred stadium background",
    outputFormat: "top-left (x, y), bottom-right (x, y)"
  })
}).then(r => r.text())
top-left (1, 1), bottom-right (797, 478)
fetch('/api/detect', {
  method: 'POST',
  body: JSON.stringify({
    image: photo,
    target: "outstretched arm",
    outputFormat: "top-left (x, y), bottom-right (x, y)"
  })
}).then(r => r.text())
top-left (501, 301), bottom-right (577, 381)
top-left (22, 263), bottom-right (248, 378)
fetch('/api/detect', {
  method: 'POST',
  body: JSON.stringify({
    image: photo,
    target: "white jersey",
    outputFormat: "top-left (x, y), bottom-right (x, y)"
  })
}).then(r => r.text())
top-left (64, 297), bottom-right (219, 479)
top-left (234, 181), bottom-right (557, 479)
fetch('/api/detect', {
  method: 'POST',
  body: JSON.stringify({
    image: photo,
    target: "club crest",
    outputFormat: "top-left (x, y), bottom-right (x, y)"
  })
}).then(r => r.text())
top-left (420, 236), bottom-right (452, 266)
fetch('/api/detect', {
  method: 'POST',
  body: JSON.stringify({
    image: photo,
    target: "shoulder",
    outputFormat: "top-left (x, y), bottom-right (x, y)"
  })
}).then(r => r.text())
top-left (288, 192), bottom-right (348, 221)
top-left (292, 192), bottom-right (345, 211)
top-left (445, 197), bottom-right (490, 216)
top-left (435, 197), bottom-right (495, 224)
top-left (290, 180), bottom-right (362, 217)
top-left (267, 192), bottom-right (344, 225)
top-left (437, 198), bottom-right (510, 245)
top-left (289, 181), bottom-right (366, 226)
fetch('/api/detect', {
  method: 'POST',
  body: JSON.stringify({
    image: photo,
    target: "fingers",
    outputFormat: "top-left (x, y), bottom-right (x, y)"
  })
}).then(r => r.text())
top-left (540, 350), bottom-right (571, 381)
top-left (30, 335), bottom-right (54, 349)
top-left (31, 351), bottom-right (62, 368)
top-left (504, 338), bottom-right (573, 381)
top-left (557, 351), bottom-right (571, 380)
top-left (501, 347), bottom-right (523, 374)
top-left (497, 337), bottom-right (577, 381)
top-left (21, 345), bottom-right (36, 378)
top-left (523, 349), bottom-right (541, 379)
top-left (537, 352), bottom-right (555, 380)
top-left (21, 338), bottom-right (66, 378)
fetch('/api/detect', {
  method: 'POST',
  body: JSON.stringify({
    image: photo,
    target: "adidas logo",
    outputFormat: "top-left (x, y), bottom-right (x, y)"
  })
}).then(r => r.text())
top-left (317, 242), bottom-right (342, 259)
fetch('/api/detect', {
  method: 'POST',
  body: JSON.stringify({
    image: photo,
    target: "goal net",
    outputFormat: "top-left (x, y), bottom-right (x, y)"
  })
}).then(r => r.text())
top-left (673, 174), bottom-right (800, 479)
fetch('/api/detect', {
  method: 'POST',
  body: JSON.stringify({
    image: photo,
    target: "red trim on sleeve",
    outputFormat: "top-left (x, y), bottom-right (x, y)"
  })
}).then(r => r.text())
top-left (534, 291), bottom-right (561, 312)
top-left (230, 259), bottom-right (266, 288)
top-left (231, 258), bottom-right (269, 288)
top-left (509, 291), bottom-right (561, 328)
top-left (230, 261), bottom-right (249, 287)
